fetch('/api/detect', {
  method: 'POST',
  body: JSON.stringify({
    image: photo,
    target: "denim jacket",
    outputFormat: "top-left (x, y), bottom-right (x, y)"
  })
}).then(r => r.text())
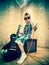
top-left (24, 22), bottom-right (33, 38)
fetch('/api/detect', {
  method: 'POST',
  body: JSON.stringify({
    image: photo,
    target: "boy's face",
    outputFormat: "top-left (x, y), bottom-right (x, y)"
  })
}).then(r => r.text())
top-left (24, 16), bottom-right (30, 24)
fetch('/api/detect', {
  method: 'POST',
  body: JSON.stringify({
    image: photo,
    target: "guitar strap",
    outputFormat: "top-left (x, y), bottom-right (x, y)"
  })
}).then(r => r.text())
top-left (27, 39), bottom-right (33, 54)
top-left (27, 32), bottom-right (35, 54)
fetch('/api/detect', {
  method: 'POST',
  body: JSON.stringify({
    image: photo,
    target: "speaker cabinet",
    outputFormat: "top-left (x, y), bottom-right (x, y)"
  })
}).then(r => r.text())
top-left (24, 39), bottom-right (37, 53)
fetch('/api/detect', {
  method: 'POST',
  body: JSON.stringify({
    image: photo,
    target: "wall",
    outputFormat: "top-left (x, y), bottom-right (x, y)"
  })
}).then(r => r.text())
top-left (0, 4), bottom-right (49, 48)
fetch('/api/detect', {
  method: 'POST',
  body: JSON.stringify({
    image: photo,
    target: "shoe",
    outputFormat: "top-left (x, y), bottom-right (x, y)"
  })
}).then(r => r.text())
top-left (17, 52), bottom-right (27, 64)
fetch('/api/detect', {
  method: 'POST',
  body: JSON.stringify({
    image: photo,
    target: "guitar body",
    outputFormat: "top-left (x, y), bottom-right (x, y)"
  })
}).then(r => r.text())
top-left (1, 41), bottom-right (21, 62)
top-left (1, 25), bottom-right (21, 62)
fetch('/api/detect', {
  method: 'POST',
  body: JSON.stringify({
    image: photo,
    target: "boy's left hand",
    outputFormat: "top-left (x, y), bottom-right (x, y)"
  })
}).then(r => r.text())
top-left (34, 24), bottom-right (38, 31)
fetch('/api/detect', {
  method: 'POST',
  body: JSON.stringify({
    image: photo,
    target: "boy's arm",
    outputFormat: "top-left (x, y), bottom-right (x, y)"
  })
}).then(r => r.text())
top-left (27, 24), bottom-right (33, 38)
top-left (27, 23), bottom-right (38, 38)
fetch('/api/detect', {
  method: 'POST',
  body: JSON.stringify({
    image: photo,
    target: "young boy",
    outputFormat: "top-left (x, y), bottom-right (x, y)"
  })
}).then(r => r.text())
top-left (15, 13), bottom-right (34, 64)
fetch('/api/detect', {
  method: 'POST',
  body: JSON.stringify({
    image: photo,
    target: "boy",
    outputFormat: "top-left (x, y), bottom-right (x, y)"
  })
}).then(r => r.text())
top-left (15, 13), bottom-right (37, 64)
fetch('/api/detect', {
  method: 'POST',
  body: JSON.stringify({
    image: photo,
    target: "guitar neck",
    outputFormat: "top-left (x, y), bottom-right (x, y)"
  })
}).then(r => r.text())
top-left (16, 30), bottom-right (19, 36)
top-left (16, 25), bottom-right (21, 37)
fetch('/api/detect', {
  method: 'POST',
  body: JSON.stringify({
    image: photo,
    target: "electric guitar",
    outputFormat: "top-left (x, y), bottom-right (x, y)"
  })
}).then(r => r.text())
top-left (1, 25), bottom-right (21, 62)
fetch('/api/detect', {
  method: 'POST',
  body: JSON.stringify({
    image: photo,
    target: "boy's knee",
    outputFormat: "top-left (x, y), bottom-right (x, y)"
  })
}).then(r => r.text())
top-left (18, 43), bottom-right (23, 46)
top-left (18, 42), bottom-right (23, 46)
top-left (15, 41), bottom-right (23, 46)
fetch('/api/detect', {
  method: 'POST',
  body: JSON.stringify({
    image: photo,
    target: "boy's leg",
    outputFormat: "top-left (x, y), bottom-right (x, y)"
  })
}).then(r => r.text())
top-left (17, 42), bottom-right (27, 64)
top-left (15, 36), bottom-right (27, 64)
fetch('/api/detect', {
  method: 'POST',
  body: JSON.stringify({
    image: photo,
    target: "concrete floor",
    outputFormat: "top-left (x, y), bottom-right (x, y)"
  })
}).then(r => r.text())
top-left (0, 45), bottom-right (49, 65)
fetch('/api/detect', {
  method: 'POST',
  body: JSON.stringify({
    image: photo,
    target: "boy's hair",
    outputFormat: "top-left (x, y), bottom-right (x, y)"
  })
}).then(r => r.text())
top-left (24, 13), bottom-right (30, 17)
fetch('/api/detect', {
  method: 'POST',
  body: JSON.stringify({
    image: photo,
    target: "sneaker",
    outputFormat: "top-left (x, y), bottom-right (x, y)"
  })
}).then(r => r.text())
top-left (17, 52), bottom-right (27, 64)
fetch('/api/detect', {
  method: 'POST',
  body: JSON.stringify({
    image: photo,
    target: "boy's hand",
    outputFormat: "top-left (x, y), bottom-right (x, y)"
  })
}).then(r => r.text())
top-left (33, 24), bottom-right (38, 31)
top-left (19, 32), bottom-right (23, 34)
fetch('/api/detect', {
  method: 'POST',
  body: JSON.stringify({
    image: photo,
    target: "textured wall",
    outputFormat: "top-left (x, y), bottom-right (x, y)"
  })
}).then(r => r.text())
top-left (0, 0), bottom-right (49, 48)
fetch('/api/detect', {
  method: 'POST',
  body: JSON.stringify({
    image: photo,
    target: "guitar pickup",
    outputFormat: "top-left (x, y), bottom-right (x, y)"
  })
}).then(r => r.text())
top-left (9, 48), bottom-right (16, 51)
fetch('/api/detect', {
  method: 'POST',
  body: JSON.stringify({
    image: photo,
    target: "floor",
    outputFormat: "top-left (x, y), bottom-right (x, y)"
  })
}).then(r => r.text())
top-left (0, 45), bottom-right (49, 65)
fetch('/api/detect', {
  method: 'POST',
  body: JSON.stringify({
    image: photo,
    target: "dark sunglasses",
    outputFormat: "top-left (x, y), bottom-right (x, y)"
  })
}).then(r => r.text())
top-left (24, 17), bottom-right (30, 20)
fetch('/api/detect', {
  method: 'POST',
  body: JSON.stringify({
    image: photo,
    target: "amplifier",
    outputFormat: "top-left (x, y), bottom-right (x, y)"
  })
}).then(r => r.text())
top-left (24, 39), bottom-right (37, 53)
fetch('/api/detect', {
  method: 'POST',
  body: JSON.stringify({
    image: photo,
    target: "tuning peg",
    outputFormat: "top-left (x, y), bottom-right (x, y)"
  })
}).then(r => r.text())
top-left (18, 25), bottom-right (21, 26)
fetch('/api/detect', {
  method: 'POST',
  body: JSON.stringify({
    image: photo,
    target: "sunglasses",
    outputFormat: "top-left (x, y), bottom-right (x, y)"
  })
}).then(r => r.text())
top-left (24, 17), bottom-right (30, 20)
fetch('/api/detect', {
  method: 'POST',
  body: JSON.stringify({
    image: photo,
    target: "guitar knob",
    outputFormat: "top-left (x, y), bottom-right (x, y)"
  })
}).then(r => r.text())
top-left (1, 49), bottom-right (8, 55)
top-left (5, 49), bottom-right (8, 53)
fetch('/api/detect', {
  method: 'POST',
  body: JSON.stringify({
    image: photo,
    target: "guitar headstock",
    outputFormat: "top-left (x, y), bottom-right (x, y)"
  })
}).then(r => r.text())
top-left (18, 25), bottom-right (21, 27)
top-left (17, 25), bottom-right (22, 32)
